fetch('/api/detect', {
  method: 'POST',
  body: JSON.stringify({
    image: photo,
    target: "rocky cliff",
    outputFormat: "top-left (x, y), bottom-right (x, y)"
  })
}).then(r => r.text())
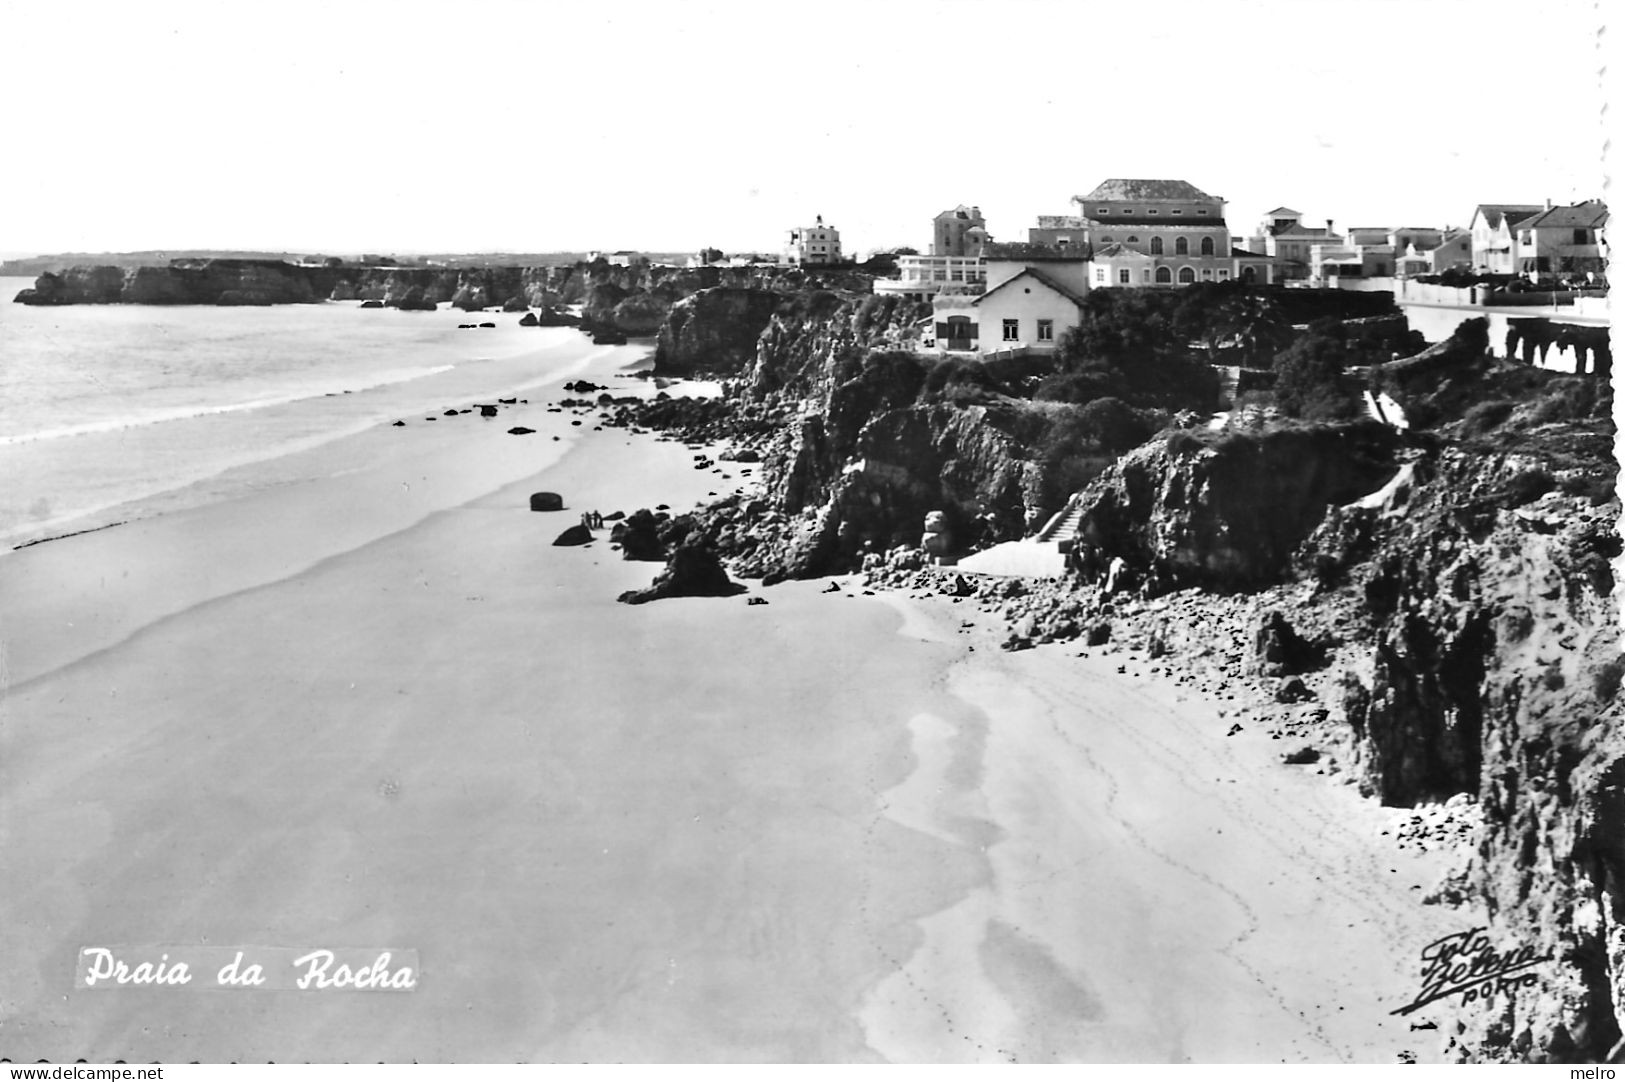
top-left (633, 285), bottom-right (1623, 1059)
top-left (1299, 445), bottom-right (1623, 1061)
top-left (1069, 421), bottom-right (1403, 593)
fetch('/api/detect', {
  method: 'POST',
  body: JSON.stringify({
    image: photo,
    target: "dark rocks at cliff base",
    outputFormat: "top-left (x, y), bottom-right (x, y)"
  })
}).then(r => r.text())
top-left (360, 300), bottom-right (385, 308)
top-left (563, 380), bottom-right (606, 393)
top-left (1275, 677), bottom-right (1316, 703)
top-left (479, 405), bottom-right (499, 417)
top-left (518, 312), bottom-right (539, 327)
top-left (1282, 746), bottom-right (1322, 765)
top-left (1085, 622), bottom-right (1112, 646)
top-left (746, 596), bottom-right (768, 606)
top-left (479, 322), bottom-right (495, 329)
top-left (614, 509), bottom-right (665, 561)
top-left (391, 420), bottom-right (406, 427)
top-left (552, 524), bottom-right (593, 546)
top-left (508, 427), bottom-right (535, 436)
top-left (617, 542), bottom-right (745, 605)
top-left (1254, 610), bottom-right (1324, 677)
top-left (529, 492), bottom-right (563, 512)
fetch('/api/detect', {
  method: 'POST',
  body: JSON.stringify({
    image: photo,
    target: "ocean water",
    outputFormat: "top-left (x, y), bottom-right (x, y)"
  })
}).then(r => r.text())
top-left (0, 278), bottom-right (613, 548)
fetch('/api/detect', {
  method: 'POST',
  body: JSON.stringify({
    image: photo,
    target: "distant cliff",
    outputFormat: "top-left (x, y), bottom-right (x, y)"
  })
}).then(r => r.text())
top-left (12, 257), bottom-right (876, 325)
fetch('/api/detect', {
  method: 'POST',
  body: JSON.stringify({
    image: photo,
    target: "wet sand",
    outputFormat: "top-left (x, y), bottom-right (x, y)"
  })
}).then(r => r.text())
top-left (0, 351), bottom-right (1464, 1062)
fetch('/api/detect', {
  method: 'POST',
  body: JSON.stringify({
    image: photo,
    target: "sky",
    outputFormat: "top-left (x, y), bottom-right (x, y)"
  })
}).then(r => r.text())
top-left (0, 0), bottom-right (1612, 258)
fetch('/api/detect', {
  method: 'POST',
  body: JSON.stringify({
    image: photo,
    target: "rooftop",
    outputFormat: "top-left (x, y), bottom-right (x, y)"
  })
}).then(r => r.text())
top-left (982, 241), bottom-right (1089, 262)
top-left (1474, 204), bottom-right (1544, 229)
top-left (1075, 178), bottom-right (1220, 204)
top-left (1517, 201), bottom-right (1609, 230)
top-left (978, 267), bottom-right (1088, 307)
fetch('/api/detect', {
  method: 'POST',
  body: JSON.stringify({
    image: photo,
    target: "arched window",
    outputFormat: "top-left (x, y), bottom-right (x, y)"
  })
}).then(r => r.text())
top-left (1100, 235), bottom-right (1114, 243)
top-left (1242, 266), bottom-right (1257, 282)
top-left (1200, 236), bottom-right (1215, 256)
top-left (1155, 266), bottom-right (1172, 284)
top-left (1178, 266), bottom-right (1196, 284)
top-left (1127, 235), bottom-right (1139, 244)
top-left (1175, 236), bottom-right (1189, 255)
top-left (1150, 236), bottom-right (1164, 255)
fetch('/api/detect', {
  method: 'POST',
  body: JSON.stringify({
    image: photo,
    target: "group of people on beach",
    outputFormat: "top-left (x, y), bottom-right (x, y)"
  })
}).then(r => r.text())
top-left (580, 510), bottom-right (604, 530)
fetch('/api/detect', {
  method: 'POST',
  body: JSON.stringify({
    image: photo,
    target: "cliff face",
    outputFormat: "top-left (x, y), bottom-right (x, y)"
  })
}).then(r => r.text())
top-left (652, 288), bottom-right (785, 375)
top-left (13, 258), bottom-right (878, 326)
top-left (1069, 423), bottom-right (1403, 593)
top-left (1063, 416), bottom-right (1622, 1060)
top-left (1300, 448), bottom-right (1623, 1061)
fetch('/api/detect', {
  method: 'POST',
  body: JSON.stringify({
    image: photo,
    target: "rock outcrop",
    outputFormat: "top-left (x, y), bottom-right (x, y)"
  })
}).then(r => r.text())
top-left (616, 542), bottom-right (745, 604)
top-left (1068, 422), bottom-right (1402, 593)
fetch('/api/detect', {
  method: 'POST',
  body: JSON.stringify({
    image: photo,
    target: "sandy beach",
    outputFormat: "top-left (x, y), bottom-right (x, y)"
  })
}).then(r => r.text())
top-left (0, 346), bottom-right (1468, 1063)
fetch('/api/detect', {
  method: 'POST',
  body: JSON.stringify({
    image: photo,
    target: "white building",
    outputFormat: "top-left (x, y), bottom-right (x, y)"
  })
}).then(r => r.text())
top-left (784, 216), bottom-right (842, 265)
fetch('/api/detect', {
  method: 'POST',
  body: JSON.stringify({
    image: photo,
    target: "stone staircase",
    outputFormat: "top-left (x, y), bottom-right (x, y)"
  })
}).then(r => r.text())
top-left (1036, 499), bottom-right (1085, 544)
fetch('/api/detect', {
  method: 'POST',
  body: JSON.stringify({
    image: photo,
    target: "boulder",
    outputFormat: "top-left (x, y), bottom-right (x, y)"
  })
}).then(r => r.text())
top-left (1275, 676), bottom-right (1316, 703)
top-left (618, 542), bottom-right (745, 604)
top-left (553, 524), bottom-right (594, 546)
top-left (360, 299), bottom-right (385, 309)
top-left (479, 404), bottom-right (499, 417)
top-left (1254, 610), bottom-right (1321, 677)
top-left (1086, 622), bottom-right (1112, 646)
top-left (530, 492), bottom-right (564, 512)
top-left (508, 427), bottom-right (535, 435)
top-left (617, 508), bottom-right (665, 561)
top-left (518, 312), bottom-right (539, 327)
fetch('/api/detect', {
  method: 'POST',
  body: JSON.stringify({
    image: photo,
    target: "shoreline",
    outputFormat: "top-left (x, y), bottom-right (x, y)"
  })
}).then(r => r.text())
top-left (3, 359), bottom-right (1473, 1062)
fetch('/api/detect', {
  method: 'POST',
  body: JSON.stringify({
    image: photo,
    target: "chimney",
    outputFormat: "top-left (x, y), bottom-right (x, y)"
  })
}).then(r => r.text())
top-left (1545, 198), bottom-right (1553, 211)
top-left (1326, 218), bottom-right (1335, 233)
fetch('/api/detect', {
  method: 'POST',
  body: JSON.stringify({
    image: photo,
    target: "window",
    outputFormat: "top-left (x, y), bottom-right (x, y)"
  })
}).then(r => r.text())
top-left (1147, 209), bottom-right (1159, 215)
top-left (1118, 268), bottom-right (1130, 284)
top-left (1097, 208), bottom-right (1110, 214)
top-left (1172, 209), bottom-right (1183, 215)
top-left (1178, 267), bottom-right (1196, 283)
top-left (1219, 269), bottom-right (1231, 280)
top-left (1198, 209), bottom-right (1210, 215)
top-left (1127, 235), bottom-right (1139, 243)
top-left (1200, 236), bottom-right (1215, 255)
top-left (1150, 236), bottom-right (1164, 254)
top-left (1037, 320), bottom-right (1054, 342)
top-left (1002, 319), bottom-right (1019, 341)
top-left (1175, 237), bottom-right (1189, 255)
top-left (1095, 267), bottom-right (1107, 283)
top-left (1375, 262), bottom-right (1388, 275)
top-left (951, 267), bottom-right (964, 281)
top-left (1522, 232), bottom-right (1534, 245)
top-left (1574, 228), bottom-right (1590, 244)
top-left (1155, 267), bottom-right (1172, 283)
top-left (1143, 269), bottom-right (1152, 282)
top-left (1101, 235), bottom-right (1114, 243)
top-left (933, 270), bottom-right (946, 281)
top-left (1202, 268), bottom-right (1213, 279)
